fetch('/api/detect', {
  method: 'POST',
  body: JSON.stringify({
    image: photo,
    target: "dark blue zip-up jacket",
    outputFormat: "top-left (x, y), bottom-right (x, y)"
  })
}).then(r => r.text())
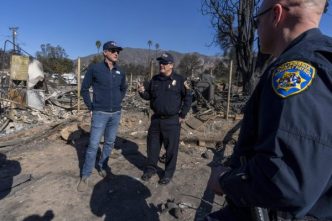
top-left (81, 61), bottom-right (127, 112)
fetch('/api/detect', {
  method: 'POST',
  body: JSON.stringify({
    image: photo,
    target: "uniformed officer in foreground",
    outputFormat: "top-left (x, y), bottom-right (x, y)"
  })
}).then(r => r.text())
top-left (207, 0), bottom-right (332, 220)
top-left (138, 52), bottom-right (192, 185)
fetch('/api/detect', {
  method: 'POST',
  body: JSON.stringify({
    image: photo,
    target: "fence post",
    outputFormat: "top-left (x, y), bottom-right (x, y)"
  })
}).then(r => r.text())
top-left (77, 57), bottom-right (81, 112)
top-left (226, 60), bottom-right (233, 120)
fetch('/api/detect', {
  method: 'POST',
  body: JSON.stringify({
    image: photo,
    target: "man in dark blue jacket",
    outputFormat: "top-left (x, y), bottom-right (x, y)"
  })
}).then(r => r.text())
top-left (138, 52), bottom-right (192, 185)
top-left (78, 41), bottom-right (127, 192)
top-left (207, 0), bottom-right (332, 220)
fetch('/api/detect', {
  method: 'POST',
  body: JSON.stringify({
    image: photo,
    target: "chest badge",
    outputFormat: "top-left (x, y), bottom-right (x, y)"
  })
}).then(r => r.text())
top-left (171, 79), bottom-right (176, 86)
top-left (272, 60), bottom-right (316, 98)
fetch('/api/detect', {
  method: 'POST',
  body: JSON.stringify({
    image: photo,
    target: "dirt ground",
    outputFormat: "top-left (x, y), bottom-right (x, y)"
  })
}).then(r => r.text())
top-left (0, 110), bottom-right (240, 221)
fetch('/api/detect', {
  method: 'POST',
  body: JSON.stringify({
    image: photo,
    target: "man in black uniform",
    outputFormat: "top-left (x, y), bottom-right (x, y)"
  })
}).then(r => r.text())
top-left (207, 0), bottom-right (332, 220)
top-left (138, 52), bottom-right (192, 185)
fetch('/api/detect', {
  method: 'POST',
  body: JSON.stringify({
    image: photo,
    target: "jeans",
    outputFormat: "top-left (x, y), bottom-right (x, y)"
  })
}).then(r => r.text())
top-left (81, 111), bottom-right (121, 177)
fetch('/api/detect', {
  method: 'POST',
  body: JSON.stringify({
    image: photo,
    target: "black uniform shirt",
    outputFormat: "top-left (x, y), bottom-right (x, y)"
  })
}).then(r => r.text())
top-left (220, 28), bottom-right (332, 219)
top-left (139, 72), bottom-right (192, 118)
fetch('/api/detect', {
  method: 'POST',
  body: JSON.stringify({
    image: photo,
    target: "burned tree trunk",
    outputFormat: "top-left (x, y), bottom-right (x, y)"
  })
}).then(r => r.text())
top-left (202, 0), bottom-right (269, 95)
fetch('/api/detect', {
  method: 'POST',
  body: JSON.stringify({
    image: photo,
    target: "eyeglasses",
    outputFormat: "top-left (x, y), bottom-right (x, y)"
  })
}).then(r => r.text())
top-left (253, 5), bottom-right (289, 29)
top-left (107, 49), bottom-right (120, 54)
top-left (159, 61), bottom-right (171, 65)
top-left (253, 6), bottom-right (273, 28)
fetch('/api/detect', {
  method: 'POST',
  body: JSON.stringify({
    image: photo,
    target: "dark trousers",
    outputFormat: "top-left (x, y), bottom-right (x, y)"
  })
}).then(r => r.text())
top-left (145, 114), bottom-right (180, 178)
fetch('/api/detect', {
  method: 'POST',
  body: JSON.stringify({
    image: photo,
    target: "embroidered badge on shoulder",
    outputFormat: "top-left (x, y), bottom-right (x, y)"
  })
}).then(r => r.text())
top-left (272, 61), bottom-right (316, 98)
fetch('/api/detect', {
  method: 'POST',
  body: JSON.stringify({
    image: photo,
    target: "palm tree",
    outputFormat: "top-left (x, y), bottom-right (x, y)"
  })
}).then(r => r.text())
top-left (147, 40), bottom-right (152, 62)
top-left (96, 40), bottom-right (101, 54)
top-left (155, 43), bottom-right (160, 59)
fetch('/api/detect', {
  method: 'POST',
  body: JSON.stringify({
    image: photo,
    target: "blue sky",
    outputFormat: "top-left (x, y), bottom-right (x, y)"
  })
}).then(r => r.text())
top-left (0, 0), bottom-right (331, 59)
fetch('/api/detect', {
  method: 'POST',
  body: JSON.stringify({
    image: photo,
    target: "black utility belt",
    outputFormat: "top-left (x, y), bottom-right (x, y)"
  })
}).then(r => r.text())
top-left (154, 114), bottom-right (178, 119)
top-left (270, 210), bottom-right (322, 221)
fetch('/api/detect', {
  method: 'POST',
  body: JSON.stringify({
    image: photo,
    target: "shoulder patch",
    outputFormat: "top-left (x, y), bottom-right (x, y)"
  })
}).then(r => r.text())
top-left (272, 61), bottom-right (316, 98)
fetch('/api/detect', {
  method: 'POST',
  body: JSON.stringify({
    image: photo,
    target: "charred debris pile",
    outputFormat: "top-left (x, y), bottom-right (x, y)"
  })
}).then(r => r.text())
top-left (0, 55), bottom-right (246, 149)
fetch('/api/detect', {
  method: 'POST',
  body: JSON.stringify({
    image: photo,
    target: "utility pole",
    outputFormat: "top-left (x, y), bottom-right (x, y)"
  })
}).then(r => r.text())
top-left (9, 27), bottom-right (18, 52)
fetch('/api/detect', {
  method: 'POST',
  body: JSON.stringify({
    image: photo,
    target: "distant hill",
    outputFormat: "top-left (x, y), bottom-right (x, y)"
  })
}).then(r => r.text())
top-left (77, 47), bottom-right (221, 71)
